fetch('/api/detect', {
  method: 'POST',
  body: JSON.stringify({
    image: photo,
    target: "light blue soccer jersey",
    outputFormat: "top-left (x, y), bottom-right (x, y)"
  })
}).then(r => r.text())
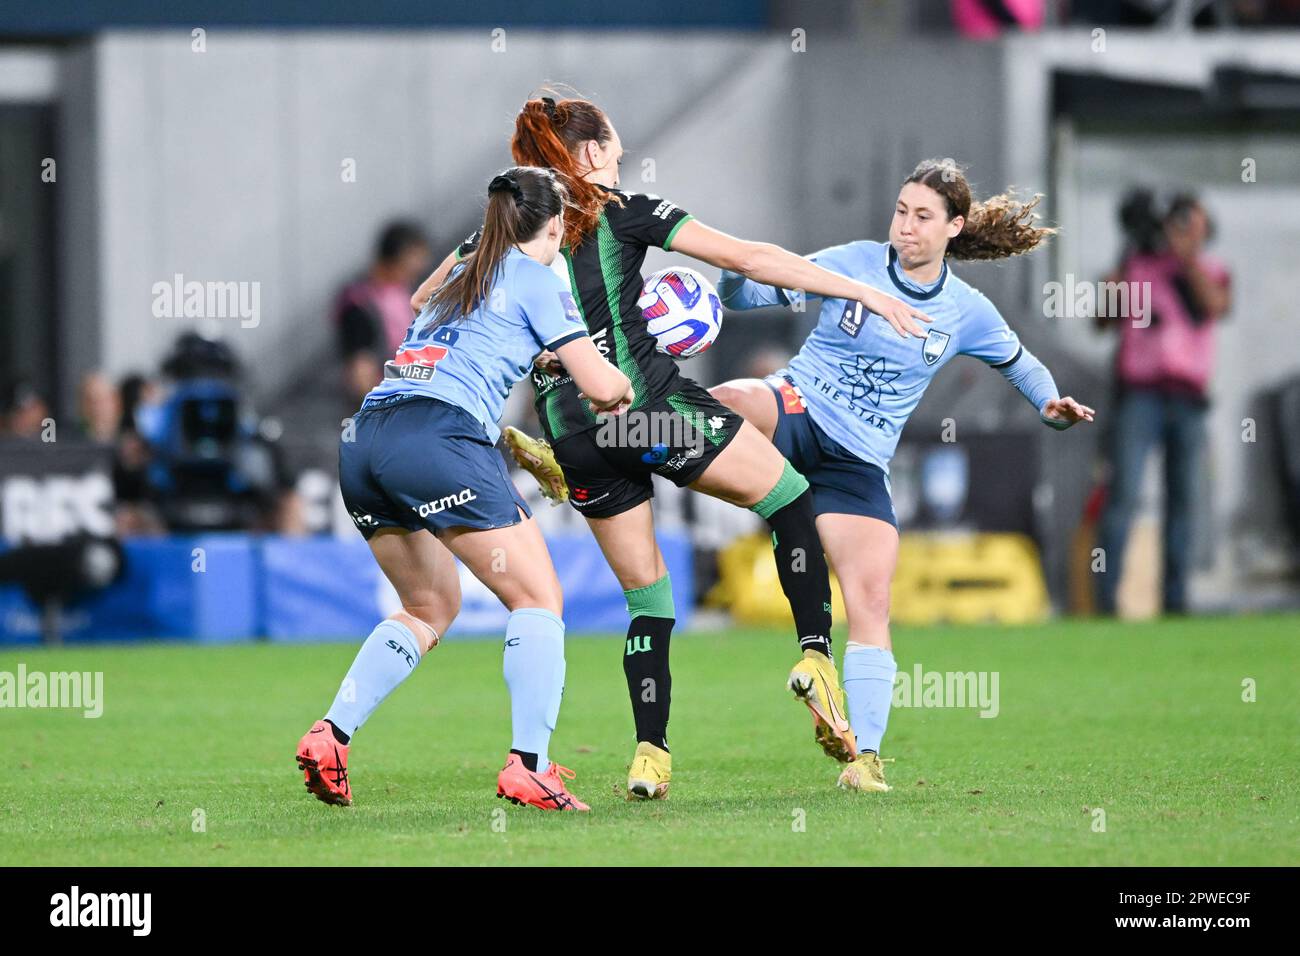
top-left (718, 240), bottom-right (1063, 474)
top-left (363, 247), bottom-right (587, 443)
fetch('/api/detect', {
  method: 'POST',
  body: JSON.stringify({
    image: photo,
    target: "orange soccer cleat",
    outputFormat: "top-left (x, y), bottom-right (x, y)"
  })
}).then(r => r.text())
top-left (296, 720), bottom-right (352, 806)
top-left (496, 753), bottom-right (590, 812)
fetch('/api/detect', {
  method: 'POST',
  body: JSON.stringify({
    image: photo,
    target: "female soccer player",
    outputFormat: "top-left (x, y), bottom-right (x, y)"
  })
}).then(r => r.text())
top-left (710, 159), bottom-right (1095, 792)
top-left (413, 94), bottom-right (932, 800)
top-left (296, 166), bottom-right (633, 812)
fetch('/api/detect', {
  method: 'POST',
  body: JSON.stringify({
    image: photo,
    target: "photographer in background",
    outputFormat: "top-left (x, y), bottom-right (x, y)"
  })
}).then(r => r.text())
top-left (1096, 190), bottom-right (1232, 615)
top-left (137, 332), bottom-right (302, 533)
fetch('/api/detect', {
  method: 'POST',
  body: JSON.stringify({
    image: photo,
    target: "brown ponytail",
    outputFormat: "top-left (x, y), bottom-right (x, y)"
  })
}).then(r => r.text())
top-left (511, 92), bottom-right (617, 247)
top-left (427, 166), bottom-right (567, 326)
top-left (904, 159), bottom-right (1056, 261)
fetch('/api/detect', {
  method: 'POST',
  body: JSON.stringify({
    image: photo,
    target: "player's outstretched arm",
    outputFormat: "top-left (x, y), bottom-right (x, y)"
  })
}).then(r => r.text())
top-left (667, 219), bottom-right (931, 339)
top-left (410, 251), bottom-right (459, 313)
top-left (992, 346), bottom-right (1094, 430)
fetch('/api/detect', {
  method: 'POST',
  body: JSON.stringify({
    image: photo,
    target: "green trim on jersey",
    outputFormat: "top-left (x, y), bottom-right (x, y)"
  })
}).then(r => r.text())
top-left (666, 391), bottom-right (726, 447)
top-left (543, 388), bottom-right (569, 440)
top-left (561, 248), bottom-right (587, 326)
top-left (661, 213), bottom-right (694, 251)
top-left (558, 248), bottom-right (597, 431)
top-left (596, 213), bottom-right (649, 410)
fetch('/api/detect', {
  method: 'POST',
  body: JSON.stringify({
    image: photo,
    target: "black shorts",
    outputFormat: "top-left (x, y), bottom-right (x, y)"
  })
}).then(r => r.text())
top-left (551, 380), bottom-right (743, 519)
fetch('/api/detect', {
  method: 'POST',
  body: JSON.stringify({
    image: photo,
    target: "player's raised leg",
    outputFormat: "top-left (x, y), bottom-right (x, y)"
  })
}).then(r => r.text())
top-left (297, 527), bottom-right (459, 806)
top-left (582, 501), bottom-right (674, 800)
top-left (440, 513), bottom-right (589, 811)
top-left (689, 417), bottom-right (854, 762)
top-left (816, 513), bottom-right (899, 792)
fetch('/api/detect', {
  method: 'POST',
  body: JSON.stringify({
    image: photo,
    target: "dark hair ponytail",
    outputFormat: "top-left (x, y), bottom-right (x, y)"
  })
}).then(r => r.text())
top-left (427, 165), bottom-right (568, 326)
top-left (904, 158), bottom-right (1056, 261)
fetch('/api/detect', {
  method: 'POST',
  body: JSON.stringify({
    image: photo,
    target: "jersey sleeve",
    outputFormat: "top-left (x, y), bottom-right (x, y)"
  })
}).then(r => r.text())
top-left (516, 261), bottom-right (589, 351)
top-left (454, 229), bottom-right (481, 261)
top-left (805, 241), bottom-right (864, 279)
top-left (958, 291), bottom-right (1023, 366)
top-left (960, 292), bottom-right (1066, 425)
top-left (614, 192), bottom-right (693, 250)
top-left (717, 270), bottom-right (788, 310)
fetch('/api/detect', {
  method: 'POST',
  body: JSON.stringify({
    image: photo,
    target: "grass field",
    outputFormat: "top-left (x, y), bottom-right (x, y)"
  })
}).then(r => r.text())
top-left (1, 615), bottom-right (1297, 866)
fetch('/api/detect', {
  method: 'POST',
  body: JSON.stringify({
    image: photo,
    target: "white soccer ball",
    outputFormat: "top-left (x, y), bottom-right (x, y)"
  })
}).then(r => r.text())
top-left (638, 267), bottom-right (724, 360)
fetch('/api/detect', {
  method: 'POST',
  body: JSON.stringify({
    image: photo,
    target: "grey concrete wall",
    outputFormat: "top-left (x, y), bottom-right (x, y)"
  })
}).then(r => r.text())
top-left (86, 29), bottom-right (765, 397)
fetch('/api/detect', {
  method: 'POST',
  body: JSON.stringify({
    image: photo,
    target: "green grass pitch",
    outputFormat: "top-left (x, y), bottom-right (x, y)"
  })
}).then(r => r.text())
top-left (2, 615), bottom-right (1296, 866)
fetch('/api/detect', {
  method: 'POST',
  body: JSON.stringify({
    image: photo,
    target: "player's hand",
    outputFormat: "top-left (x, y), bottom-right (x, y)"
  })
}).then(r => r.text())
top-left (534, 350), bottom-right (566, 376)
top-left (857, 285), bottom-right (931, 339)
top-left (1042, 396), bottom-right (1095, 425)
top-left (582, 385), bottom-right (635, 416)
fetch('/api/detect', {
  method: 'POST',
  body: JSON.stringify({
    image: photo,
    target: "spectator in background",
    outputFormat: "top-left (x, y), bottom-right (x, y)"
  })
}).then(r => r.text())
top-left (334, 221), bottom-right (433, 406)
top-left (0, 380), bottom-right (50, 440)
top-left (107, 372), bottom-right (167, 536)
top-left (1097, 191), bottom-right (1231, 615)
top-left (77, 371), bottom-right (122, 444)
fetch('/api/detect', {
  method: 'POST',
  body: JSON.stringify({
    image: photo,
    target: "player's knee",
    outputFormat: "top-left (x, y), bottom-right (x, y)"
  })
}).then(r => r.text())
top-left (508, 578), bottom-right (563, 618)
top-left (709, 382), bottom-right (743, 407)
top-left (843, 581), bottom-right (891, 627)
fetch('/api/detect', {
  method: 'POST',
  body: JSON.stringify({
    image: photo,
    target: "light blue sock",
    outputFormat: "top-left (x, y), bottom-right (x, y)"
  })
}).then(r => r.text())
top-left (843, 644), bottom-right (897, 755)
top-left (324, 619), bottom-right (423, 738)
top-left (502, 608), bottom-right (566, 774)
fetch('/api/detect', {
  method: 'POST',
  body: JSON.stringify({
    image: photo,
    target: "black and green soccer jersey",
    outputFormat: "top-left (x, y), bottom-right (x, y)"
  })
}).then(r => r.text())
top-left (457, 186), bottom-right (695, 442)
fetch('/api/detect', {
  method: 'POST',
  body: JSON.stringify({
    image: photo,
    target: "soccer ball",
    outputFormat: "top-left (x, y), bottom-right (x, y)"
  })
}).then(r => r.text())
top-left (639, 267), bottom-right (724, 359)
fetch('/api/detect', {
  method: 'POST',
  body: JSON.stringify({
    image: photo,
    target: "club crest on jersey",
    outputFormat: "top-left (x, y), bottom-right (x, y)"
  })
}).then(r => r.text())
top-left (839, 302), bottom-right (865, 338)
top-left (922, 329), bottom-right (952, 366)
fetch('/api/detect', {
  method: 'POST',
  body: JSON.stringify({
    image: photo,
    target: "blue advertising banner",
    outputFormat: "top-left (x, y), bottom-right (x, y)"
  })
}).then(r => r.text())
top-left (260, 531), bottom-right (693, 640)
top-left (0, 532), bottom-right (692, 644)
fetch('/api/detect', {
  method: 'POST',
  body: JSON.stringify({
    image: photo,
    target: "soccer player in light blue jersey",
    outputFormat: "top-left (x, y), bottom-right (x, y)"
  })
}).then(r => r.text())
top-left (711, 160), bottom-right (1095, 792)
top-left (296, 167), bottom-right (633, 811)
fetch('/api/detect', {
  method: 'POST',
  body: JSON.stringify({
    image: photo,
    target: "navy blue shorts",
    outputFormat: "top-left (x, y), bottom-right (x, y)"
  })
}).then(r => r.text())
top-left (339, 396), bottom-right (531, 539)
top-left (766, 373), bottom-right (898, 528)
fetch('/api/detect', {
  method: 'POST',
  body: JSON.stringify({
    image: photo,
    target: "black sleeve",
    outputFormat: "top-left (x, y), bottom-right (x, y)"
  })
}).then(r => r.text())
top-left (338, 303), bottom-right (379, 357)
top-left (455, 229), bottom-right (481, 260)
top-left (612, 192), bottom-right (694, 250)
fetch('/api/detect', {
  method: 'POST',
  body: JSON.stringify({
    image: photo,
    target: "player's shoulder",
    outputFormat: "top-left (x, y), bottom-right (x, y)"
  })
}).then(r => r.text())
top-left (944, 266), bottom-right (995, 311)
top-left (938, 268), bottom-right (1007, 333)
top-left (852, 238), bottom-right (889, 258)
top-left (809, 238), bottom-right (881, 276)
top-left (606, 189), bottom-right (683, 223)
top-left (497, 254), bottom-right (564, 315)
top-left (507, 249), bottom-right (562, 285)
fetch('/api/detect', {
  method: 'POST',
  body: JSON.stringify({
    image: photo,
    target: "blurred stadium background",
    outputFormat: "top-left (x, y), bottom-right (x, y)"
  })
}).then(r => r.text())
top-left (3, 0), bottom-right (1300, 646)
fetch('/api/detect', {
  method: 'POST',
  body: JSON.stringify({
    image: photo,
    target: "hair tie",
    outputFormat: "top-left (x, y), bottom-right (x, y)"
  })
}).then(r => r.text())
top-left (540, 96), bottom-right (558, 120)
top-left (488, 173), bottom-right (524, 202)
